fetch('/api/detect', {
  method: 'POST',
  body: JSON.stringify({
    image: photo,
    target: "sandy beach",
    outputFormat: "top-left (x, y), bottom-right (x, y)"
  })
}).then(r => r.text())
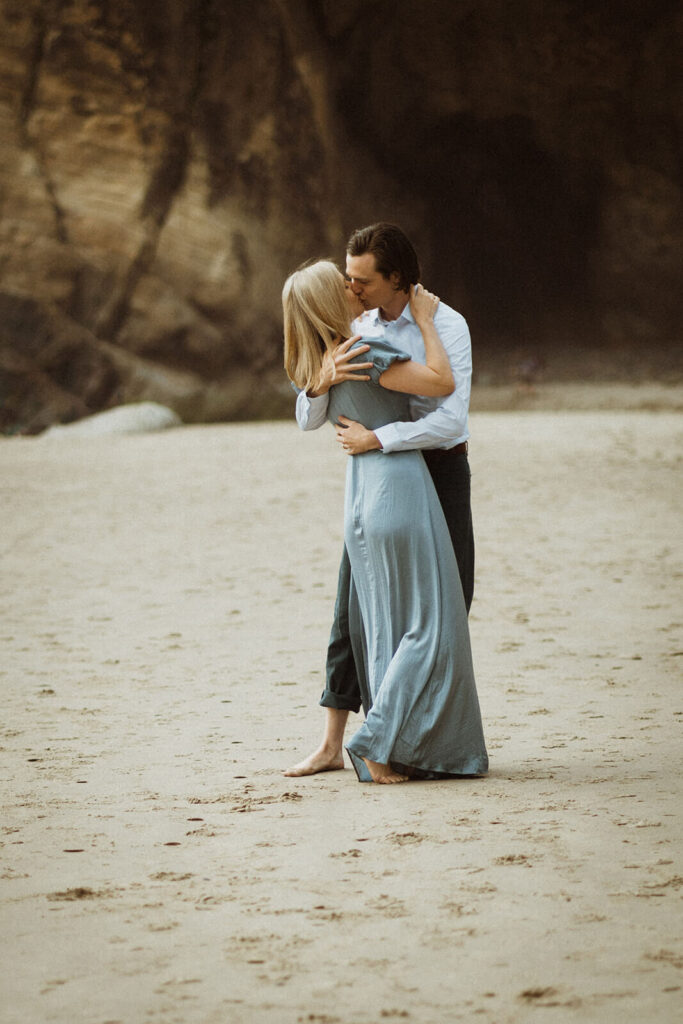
top-left (1, 406), bottom-right (681, 1024)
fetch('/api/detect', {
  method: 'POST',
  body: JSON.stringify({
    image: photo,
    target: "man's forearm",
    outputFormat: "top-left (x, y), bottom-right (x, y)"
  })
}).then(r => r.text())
top-left (374, 393), bottom-right (470, 453)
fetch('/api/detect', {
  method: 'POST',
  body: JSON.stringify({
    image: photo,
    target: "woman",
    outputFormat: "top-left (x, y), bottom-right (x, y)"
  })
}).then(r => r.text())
top-left (283, 260), bottom-right (488, 783)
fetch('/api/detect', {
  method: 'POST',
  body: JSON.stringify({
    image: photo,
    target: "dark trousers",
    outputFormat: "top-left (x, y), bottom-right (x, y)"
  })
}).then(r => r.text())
top-left (320, 449), bottom-right (474, 713)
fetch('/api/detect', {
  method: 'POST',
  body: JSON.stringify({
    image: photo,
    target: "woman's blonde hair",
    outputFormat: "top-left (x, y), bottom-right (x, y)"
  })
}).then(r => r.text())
top-left (282, 260), bottom-right (351, 390)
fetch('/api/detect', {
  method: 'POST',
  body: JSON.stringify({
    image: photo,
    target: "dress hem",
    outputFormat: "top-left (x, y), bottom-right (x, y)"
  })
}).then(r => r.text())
top-left (346, 744), bottom-right (488, 783)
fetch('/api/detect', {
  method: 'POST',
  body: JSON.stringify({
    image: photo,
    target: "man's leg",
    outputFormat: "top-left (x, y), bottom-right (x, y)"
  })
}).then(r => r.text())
top-left (423, 449), bottom-right (475, 611)
top-left (284, 547), bottom-right (362, 776)
top-left (283, 707), bottom-right (349, 776)
top-left (319, 546), bottom-right (364, 712)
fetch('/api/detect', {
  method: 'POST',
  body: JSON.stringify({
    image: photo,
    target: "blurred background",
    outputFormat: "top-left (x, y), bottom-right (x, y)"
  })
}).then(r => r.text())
top-left (0, 0), bottom-right (681, 433)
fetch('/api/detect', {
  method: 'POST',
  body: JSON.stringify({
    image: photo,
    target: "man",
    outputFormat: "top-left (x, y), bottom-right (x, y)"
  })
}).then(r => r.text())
top-left (285, 222), bottom-right (474, 776)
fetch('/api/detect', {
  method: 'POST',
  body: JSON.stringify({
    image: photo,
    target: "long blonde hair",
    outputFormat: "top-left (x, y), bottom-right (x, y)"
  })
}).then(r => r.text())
top-left (282, 260), bottom-right (351, 390)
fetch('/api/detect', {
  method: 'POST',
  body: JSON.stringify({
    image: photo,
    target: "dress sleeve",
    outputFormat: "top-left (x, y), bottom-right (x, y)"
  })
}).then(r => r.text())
top-left (353, 338), bottom-right (411, 383)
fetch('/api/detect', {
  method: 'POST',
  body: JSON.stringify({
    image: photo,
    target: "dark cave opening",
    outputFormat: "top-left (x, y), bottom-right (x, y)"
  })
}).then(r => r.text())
top-left (411, 114), bottom-right (604, 347)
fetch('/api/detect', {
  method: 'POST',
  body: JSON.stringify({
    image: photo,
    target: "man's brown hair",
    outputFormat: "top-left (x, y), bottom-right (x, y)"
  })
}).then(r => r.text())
top-left (346, 222), bottom-right (421, 293)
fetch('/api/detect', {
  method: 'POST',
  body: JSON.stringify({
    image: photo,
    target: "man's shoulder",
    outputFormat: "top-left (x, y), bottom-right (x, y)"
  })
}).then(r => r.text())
top-left (434, 299), bottom-right (468, 330)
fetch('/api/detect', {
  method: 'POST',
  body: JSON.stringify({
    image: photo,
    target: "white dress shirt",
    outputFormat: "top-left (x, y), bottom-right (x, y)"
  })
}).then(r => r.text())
top-left (294, 300), bottom-right (472, 452)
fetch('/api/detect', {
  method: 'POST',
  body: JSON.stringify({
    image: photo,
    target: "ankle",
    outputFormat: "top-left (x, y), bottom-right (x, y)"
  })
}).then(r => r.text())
top-left (317, 734), bottom-right (342, 755)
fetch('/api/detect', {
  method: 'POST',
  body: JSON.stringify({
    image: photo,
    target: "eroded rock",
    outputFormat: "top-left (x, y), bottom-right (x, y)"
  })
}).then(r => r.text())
top-left (0, 0), bottom-right (680, 434)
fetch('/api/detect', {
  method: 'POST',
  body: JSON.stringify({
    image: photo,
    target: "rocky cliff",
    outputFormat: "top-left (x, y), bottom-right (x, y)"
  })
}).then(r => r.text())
top-left (1, 0), bottom-right (681, 432)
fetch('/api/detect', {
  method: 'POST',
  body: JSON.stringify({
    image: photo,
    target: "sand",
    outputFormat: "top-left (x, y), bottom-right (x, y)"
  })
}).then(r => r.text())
top-left (1, 408), bottom-right (682, 1024)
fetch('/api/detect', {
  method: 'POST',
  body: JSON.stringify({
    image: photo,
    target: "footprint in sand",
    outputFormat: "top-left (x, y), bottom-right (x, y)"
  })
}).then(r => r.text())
top-left (47, 887), bottom-right (110, 901)
top-left (520, 987), bottom-right (561, 1004)
top-left (369, 894), bottom-right (409, 918)
top-left (386, 831), bottom-right (429, 845)
top-left (645, 949), bottom-right (683, 969)
top-left (494, 854), bottom-right (532, 866)
top-left (149, 872), bottom-right (193, 882)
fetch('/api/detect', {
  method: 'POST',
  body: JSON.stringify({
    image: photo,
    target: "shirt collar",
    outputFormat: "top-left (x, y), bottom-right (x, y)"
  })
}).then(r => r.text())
top-left (374, 300), bottom-right (414, 327)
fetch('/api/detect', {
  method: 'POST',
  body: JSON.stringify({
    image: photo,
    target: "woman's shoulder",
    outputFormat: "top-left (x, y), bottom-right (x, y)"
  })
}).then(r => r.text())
top-left (352, 336), bottom-right (411, 383)
top-left (356, 336), bottom-right (410, 362)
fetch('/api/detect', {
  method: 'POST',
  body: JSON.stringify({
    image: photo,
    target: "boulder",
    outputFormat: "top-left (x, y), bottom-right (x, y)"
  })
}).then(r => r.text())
top-left (41, 401), bottom-right (181, 438)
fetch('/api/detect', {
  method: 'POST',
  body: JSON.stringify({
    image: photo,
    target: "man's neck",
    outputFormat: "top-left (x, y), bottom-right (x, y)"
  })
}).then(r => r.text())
top-left (379, 291), bottom-right (410, 322)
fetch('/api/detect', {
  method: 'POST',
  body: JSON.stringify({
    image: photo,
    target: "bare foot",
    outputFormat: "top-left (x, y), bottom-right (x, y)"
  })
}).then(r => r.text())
top-left (283, 746), bottom-right (344, 777)
top-left (363, 758), bottom-right (410, 784)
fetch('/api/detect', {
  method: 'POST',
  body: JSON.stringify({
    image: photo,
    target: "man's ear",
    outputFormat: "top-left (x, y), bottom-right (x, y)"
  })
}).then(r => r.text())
top-left (389, 271), bottom-right (402, 290)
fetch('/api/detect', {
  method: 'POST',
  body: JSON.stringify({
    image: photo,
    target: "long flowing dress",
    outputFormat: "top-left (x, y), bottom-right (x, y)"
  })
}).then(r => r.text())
top-left (326, 339), bottom-right (488, 782)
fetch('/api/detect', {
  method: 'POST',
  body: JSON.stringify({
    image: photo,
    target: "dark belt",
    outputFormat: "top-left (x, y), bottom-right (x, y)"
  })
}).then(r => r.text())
top-left (424, 441), bottom-right (468, 459)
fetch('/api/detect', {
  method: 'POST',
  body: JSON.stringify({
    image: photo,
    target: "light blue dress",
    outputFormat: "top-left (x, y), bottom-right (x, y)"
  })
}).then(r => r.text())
top-left (327, 339), bottom-right (488, 781)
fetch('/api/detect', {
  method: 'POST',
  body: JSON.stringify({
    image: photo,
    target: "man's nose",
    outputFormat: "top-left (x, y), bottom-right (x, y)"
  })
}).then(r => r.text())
top-left (350, 279), bottom-right (363, 294)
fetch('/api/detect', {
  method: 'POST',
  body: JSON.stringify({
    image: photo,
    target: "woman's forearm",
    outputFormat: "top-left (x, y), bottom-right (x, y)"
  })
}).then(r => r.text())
top-left (411, 284), bottom-right (452, 388)
top-left (378, 285), bottom-right (454, 397)
top-left (416, 315), bottom-right (452, 383)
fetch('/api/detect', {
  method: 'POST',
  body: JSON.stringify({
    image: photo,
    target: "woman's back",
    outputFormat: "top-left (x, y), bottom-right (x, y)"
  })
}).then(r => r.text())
top-left (326, 338), bottom-right (412, 432)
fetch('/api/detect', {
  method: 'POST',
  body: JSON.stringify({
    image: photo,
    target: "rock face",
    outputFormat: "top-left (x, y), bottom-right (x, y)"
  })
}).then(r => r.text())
top-left (0, 0), bottom-right (680, 433)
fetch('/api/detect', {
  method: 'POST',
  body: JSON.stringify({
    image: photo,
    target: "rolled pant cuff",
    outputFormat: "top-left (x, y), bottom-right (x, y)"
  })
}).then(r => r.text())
top-left (319, 688), bottom-right (362, 713)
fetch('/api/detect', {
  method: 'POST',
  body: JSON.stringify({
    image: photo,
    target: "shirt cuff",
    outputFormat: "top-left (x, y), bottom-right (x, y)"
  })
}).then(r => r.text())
top-left (298, 391), bottom-right (329, 429)
top-left (373, 423), bottom-right (397, 453)
top-left (305, 392), bottom-right (329, 408)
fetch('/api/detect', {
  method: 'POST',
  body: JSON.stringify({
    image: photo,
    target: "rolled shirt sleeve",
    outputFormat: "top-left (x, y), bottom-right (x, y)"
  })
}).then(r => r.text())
top-left (295, 388), bottom-right (330, 431)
